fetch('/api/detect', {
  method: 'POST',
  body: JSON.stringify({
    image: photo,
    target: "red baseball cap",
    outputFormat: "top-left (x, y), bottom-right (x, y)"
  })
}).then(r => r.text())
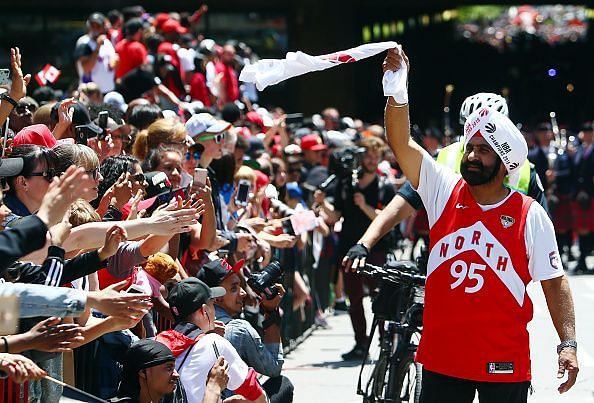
top-left (13, 124), bottom-right (57, 148)
top-left (300, 134), bottom-right (327, 151)
top-left (161, 19), bottom-right (188, 34)
top-left (154, 13), bottom-right (170, 29)
top-left (245, 111), bottom-right (265, 131)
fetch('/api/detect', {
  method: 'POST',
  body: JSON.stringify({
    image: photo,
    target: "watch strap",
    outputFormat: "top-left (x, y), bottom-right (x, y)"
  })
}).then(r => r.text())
top-left (0, 93), bottom-right (18, 109)
top-left (557, 340), bottom-right (577, 354)
top-left (262, 309), bottom-right (281, 329)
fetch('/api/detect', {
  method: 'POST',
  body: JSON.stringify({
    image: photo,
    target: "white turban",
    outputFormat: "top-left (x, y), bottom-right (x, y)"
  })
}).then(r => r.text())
top-left (463, 107), bottom-right (527, 184)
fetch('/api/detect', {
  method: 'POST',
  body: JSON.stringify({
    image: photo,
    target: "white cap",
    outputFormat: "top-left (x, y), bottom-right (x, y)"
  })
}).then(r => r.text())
top-left (185, 113), bottom-right (232, 138)
top-left (103, 91), bottom-right (127, 113)
top-left (463, 107), bottom-right (527, 184)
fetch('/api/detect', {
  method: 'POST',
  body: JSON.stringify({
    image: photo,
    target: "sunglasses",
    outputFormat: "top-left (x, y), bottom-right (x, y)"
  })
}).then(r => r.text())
top-left (199, 132), bottom-right (225, 144)
top-left (186, 151), bottom-right (200, 161)
top-left (28, 170), bottom-right (55, 182)
top-left (86, 168), bottom-right (100, 180)
top-left (15, 104), bottom-right (36, 114)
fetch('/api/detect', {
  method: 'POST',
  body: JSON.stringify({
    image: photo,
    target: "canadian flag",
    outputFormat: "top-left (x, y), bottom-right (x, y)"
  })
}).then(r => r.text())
top-left (35, 64), bottom-right (61, 86)
top-left (239, 41), bottom-right (408, 103)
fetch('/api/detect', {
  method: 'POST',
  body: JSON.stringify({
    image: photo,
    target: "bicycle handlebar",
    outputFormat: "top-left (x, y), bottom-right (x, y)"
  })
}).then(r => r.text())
top-left (360, 262), bottom-right (426, 286)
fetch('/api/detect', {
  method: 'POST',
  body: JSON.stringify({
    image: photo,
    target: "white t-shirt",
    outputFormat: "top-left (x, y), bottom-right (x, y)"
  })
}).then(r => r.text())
top-left (176, 333), bottom-right (250, 403)
top-left (75, 34), bottom-right (116, 93)
top-left (415, 152), bottom-right (563, 282)
top-left (178, 47), bottom-right (196, 72)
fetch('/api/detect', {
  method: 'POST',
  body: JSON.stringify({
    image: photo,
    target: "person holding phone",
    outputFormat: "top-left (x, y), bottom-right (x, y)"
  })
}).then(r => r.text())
top-left (185, 113), bottom-right (252, 254)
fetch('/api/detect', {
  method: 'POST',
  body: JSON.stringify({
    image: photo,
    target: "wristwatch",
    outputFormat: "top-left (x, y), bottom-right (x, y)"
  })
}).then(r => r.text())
top-left (0, 92), bottom-right (18, 109)
top-left (557, 340), bottom-right (577, 354)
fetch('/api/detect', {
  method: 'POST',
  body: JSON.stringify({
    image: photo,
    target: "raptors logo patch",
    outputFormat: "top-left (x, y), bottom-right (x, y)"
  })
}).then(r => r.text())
top-left (500, 215), bottom-right (515, 228)
top-left (549, 251), bottom-right (560, 270)
top-left (485, 123), bottom-right (496, 133)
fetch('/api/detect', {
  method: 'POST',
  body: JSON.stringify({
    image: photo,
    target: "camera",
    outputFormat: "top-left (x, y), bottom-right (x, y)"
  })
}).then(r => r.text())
top-left (247, 260), bottom-right (283, 300)
top-left (329, 146), bottom-right (365, 177)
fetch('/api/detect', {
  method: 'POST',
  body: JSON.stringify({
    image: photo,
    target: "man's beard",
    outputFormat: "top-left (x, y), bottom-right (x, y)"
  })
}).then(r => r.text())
top-left (460, 158), bottom-right (502, 186)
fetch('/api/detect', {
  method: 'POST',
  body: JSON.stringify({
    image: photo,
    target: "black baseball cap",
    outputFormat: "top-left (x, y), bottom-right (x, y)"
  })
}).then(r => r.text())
top-left (0, 157), bottom-right (24, 178)
top-left (50, 101), bottom-right (102, 135)
top-left (197, 259), bottom-right (244, 287)
top-left (167, 278), bottom-right (226, 320)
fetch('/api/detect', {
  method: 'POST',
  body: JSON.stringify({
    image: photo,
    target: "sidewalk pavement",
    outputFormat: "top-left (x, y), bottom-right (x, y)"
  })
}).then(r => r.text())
top-left (283, 304), bottom-right (370, 403)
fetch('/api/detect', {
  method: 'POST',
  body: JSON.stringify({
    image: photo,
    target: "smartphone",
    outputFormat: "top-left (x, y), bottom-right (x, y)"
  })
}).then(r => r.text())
top-left (98, 111), bottom-right (109, 129)
top-left (235, 179), bottom-right (250, 207)
top-left (75, 125), bottom-right (88, 145)
top-left (193, 168), bottom-right (208, 187)
top-left (0, 296), bottom-right (19, 335)
top-left (285, 113), bottom-right (304, 126)
top-left (0, 69), bottom-right (10, 86)
top-left (126, 284), bottom-right (145, 294)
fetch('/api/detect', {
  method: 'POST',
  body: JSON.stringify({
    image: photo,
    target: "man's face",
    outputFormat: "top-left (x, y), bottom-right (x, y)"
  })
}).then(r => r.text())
top-left (9, 101), bottom-right (36, 132)
top-left (89, 22), bottom-right (105, 38)
top-left (144, 361), bottom-right (179, 396)
top-left (303, 149), bottom-right (323, 165)
top-left (222, 46), bottom-right (235, 64)
top-left (460, 136), bottom-right (503, 186)
top-left (362, 149), bottom-right (381, 174)
top-left (216, 273), bottom-right (246, 316)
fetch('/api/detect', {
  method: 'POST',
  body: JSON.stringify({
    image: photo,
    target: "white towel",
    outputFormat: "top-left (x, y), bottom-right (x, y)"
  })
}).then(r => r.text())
top-left (239, 41), bottom-right (408, 104)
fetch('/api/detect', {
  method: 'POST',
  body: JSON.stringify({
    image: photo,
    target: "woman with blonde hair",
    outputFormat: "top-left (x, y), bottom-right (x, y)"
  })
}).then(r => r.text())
top-left (53, 143), bottom-right (103, 202)
top-left (132, 118), bottom-right (187, 161)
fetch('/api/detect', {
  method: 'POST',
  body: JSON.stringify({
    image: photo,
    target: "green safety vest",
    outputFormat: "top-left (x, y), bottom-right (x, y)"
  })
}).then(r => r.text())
top-left (435, 141), bottom-right (531, 195)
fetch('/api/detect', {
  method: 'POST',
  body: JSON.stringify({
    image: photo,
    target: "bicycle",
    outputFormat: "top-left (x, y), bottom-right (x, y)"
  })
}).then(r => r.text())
top-left (356, 254), bottom-right (426, 403)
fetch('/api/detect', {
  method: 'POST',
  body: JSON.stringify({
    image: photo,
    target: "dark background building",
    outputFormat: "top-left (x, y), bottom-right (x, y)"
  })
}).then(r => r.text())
top-left (2, 1), bottom-right (594, 130)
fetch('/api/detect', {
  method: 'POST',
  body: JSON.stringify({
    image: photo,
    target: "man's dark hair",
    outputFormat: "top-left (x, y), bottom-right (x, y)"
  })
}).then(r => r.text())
top-left (121, 5), bottom-right (145, 22)
top-left (128, 104), bottom-right (163, 130)
top-left (107, 9), bottom-right (123, 25)
top-left (222, 103), bottom-right (241, 124)
top-left (235, 134), bottom-right (249, 152)
top-left (31, 87), bottom-right (57, 105)
top-left (123, 18), bottom-right (144, 38)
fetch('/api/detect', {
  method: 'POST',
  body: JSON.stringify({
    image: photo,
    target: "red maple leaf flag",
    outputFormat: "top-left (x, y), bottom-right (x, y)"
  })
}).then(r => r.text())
top-left (35, 64), bottom-right (61, 87)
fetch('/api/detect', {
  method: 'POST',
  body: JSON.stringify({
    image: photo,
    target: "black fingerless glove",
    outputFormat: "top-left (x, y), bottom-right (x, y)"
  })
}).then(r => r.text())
top-left (346, 243), bottom-right (369, 260)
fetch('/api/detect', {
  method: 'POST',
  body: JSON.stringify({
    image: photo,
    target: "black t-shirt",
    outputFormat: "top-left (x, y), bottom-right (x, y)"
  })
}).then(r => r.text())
top-left (333, 174), bottom-right (396, 256)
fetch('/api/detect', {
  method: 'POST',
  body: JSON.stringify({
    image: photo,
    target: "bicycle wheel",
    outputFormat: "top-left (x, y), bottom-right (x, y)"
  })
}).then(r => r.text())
top-left (391, 352), bottom-right (422, 403)
top-left (371, 349), bottom-right (390, 401)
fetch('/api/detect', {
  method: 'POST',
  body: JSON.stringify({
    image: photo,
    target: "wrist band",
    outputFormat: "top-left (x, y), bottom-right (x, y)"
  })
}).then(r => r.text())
top-left (386, 100), bottom-right (408, 108)
top-left (1, 337), bottom-right (8, 353)
top-left (0, 93), bottom-right (18, 109)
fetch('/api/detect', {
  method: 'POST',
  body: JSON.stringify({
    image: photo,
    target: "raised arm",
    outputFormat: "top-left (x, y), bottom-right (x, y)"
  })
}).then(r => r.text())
top-left (383, 48), bottom-right (424, 189)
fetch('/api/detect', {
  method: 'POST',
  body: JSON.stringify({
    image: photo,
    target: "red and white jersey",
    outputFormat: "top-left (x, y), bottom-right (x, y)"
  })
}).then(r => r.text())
top-left (414, 153), bottom-right (563, 382)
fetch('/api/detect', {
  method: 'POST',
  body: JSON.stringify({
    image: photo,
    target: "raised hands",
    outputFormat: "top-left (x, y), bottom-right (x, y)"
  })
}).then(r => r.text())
top-left (9, 47), bottom-right (31, 101)
top-left (86, 280), bottom-right (152, 319)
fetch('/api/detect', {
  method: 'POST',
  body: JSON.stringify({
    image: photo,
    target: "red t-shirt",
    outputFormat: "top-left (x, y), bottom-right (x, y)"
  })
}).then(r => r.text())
top-left (115, 39), bottom-right (148, 79)
top-left (214, 61), bottom-right (239, 103)
top-left (189, 72), bottom-right (212, 106)
top-left (416, 179), bottom-right (534, 382)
